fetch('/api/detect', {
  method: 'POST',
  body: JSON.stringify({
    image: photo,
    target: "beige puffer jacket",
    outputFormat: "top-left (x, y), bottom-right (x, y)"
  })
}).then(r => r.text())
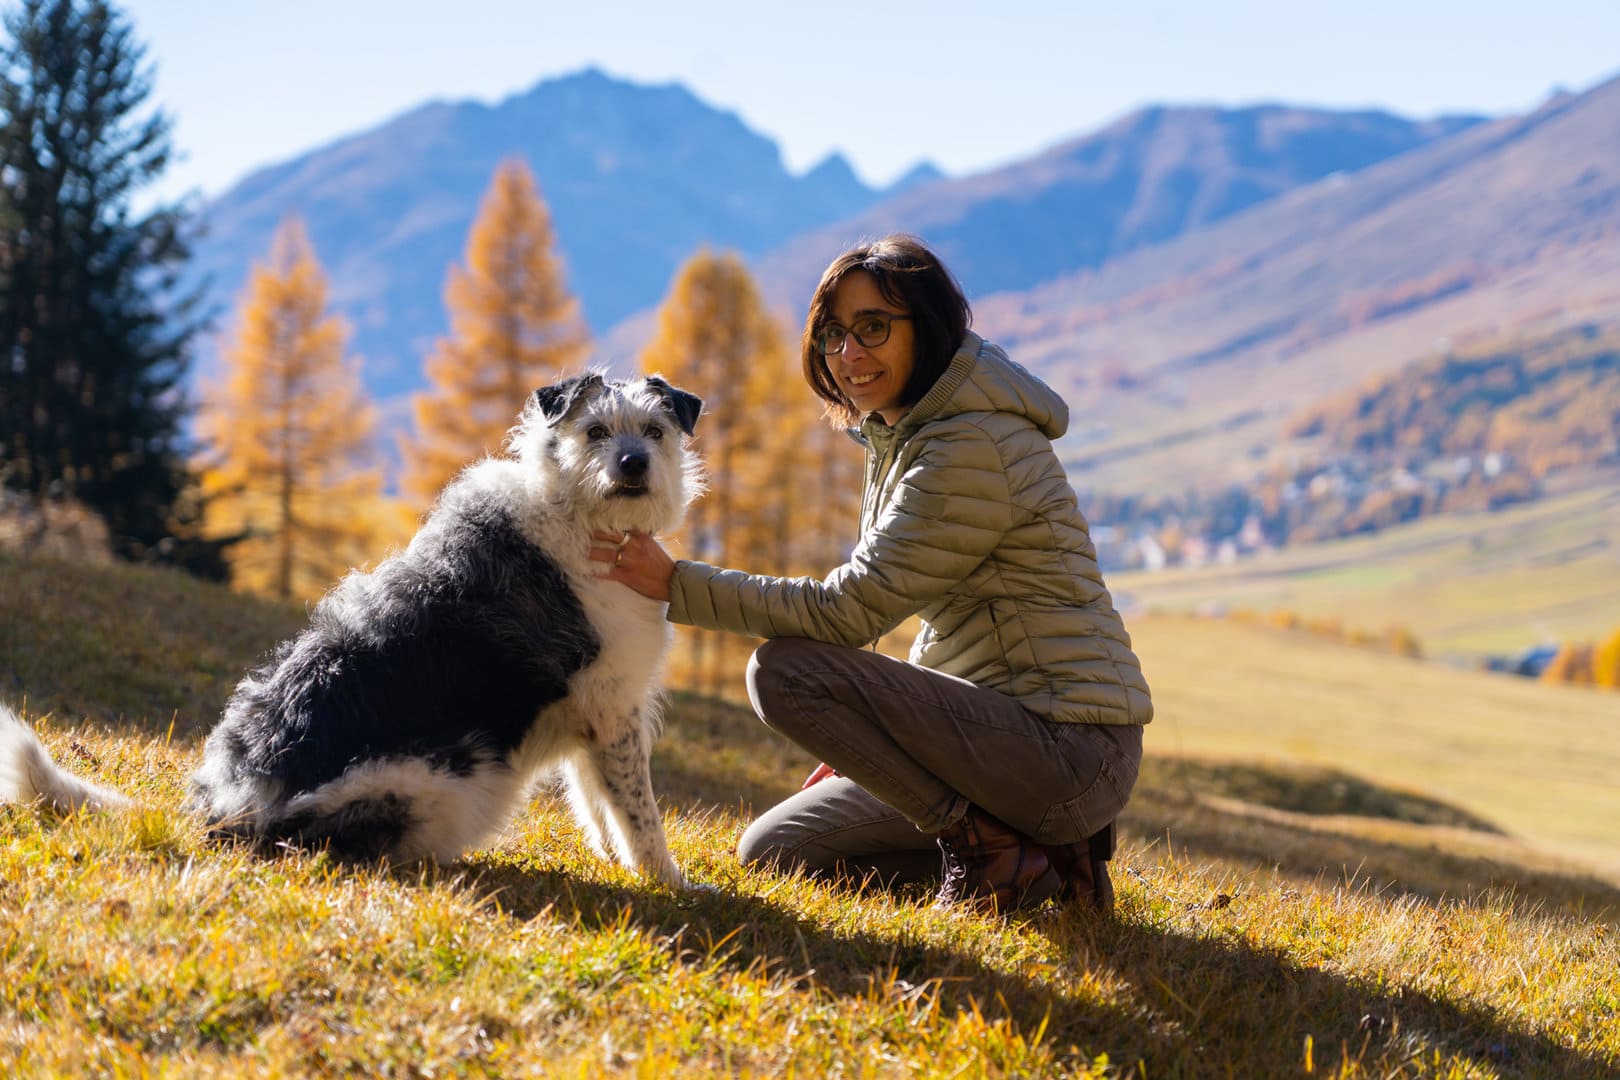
top-left (667, 331), bottom-right (1152, 726)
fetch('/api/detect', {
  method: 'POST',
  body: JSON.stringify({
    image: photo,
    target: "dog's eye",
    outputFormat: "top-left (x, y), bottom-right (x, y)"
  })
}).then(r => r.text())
top-left (587, 425), bottom-right (611, 441)
top-left (643, 424), bottom-right (664, 440)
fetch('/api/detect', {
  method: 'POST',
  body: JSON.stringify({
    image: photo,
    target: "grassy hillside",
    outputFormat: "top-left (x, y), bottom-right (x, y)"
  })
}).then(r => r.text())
top-left (974, 75), bottom-right (1620, 498)
top-left (1129, 615), bottom-right (1620, 880)
top-left (2, 552), bottom-right (1616, 1077)
top-left (1285, 325), bottom-right (1620, 480)
top-left (1112, 481), bottom-right (1620, 659)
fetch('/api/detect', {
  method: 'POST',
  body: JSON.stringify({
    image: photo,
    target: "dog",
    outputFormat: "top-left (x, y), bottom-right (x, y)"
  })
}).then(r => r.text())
top-left (0, 372), bottom-right (703, 889)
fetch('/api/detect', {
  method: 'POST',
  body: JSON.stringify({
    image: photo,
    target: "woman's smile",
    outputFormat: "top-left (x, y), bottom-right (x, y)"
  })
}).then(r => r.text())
top-left (828, 271), bottom-right (916, 424)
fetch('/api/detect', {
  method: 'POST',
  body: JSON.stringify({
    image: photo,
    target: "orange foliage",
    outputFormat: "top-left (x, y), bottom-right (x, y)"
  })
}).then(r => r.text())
top-left (638, 250), bottom-right (796, 699)
top-left (1285, 324), bottom-right (1620, 478)
top-left (1594, 628), bottom-right (1620, 690)
top-left (1231, 608), bottom-right (1422, 659)
top-left (400, 159), bottom-right (588, 509)
top-left (1541, 643), bottom-right (1595, 686)
top-left (196, 218), bottom-right (389, 601)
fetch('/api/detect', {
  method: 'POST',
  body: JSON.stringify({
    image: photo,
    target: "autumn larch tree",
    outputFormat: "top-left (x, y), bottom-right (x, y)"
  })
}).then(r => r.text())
top-left (400, 159), bottom-right (589, 508)
top-left (639, 249), bottom-right (816, 698)
top-left (1588, 627), bottom-right (1620, 690)
top-left (196, 218), bottom-right (385, 601)
top-left (1541, 641), bottom-right (1594, 686)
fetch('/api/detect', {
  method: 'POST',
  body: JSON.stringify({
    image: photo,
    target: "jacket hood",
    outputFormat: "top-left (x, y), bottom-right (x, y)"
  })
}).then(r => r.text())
top-left (862, 331), bottom-right (1069, 442)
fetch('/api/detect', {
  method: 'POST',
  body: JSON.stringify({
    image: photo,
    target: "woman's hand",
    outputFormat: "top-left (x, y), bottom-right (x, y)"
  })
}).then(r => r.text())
top-left (589, 529), bottom-right (676, 602)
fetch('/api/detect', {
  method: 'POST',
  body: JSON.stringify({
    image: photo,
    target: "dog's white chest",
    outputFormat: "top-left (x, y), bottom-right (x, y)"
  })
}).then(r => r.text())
top-left (575, 575), bottom-right (672, 691)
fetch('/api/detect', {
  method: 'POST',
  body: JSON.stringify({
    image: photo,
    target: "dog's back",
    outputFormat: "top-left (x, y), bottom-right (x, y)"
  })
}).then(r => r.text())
top-left (188, 488), bottom-right (602, 854)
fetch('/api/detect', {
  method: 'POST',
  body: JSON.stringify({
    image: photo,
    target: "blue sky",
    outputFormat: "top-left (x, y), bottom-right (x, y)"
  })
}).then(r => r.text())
top-left (123, 0), bottom-right (1620, 203)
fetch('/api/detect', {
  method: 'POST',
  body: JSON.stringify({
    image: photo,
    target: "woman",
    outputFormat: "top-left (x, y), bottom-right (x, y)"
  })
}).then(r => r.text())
top-left (593, 235), bottom-right (1151, 914)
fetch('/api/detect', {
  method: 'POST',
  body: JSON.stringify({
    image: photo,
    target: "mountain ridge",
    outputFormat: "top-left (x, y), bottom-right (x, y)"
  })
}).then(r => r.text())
top-left (960, 72), bottom-right (1620, 494)
top-left (192, 67), bottom-right (900, 396)
top-left (748, 101), bottom-right (1486, 310)
top-left (190, 68), bottom-right (1481, 406)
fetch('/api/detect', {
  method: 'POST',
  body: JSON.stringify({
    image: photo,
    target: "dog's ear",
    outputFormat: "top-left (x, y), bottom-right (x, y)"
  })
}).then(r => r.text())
top-left (642, 375), bottom-right (703, 436)
top-left (533, 372), bottom-right (605, 424)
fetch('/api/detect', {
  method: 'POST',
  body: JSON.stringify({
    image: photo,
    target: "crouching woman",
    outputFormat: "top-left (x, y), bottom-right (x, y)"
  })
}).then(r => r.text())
top-left (596, 234), bottom-right (1151, 914)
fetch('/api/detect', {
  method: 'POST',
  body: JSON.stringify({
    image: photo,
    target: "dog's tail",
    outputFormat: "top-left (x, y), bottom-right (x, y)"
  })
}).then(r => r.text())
top-left (0, 702), bottom-right (131, 813)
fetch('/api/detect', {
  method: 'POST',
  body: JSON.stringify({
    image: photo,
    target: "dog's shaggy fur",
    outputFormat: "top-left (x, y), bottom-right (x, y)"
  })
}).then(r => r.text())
top-left (0, 372), bottom-right (704, 888)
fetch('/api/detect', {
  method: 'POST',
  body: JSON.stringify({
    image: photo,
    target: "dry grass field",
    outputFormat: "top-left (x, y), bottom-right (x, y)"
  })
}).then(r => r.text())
top-left (1128, 614), bottom-right (1620, 882)
top-left (2, 550), bottom-right (1616, 1076)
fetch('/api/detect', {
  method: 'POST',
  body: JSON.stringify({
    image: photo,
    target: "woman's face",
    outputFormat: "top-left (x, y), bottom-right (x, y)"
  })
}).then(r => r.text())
top-left (825, 271), bottom-right (916, 425)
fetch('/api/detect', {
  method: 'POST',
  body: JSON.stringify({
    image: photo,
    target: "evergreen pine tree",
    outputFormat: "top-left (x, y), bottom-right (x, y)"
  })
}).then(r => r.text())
top-left (400, 159), bottom-right (588, 508)
top-left (0, 0), bottom-right (203, 560)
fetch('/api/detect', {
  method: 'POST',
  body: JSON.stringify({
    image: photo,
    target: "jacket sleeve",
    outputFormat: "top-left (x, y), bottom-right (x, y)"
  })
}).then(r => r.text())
top-left (668, 422), bottom-right (1014, 646)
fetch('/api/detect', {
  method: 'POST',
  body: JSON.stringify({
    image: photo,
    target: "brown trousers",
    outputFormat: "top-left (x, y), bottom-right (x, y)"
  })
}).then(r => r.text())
top-left (737, 637), bottom-right (1142, 884)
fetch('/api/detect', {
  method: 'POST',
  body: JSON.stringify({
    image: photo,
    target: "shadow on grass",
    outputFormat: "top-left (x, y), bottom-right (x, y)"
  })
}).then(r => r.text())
top-left (1128, 786), bottom-right (1620, 921)
top-left (1142, 755), bottom-right (1508, 833)
top-left (449, 853), bottom-right (1613, 1079)
top-left (653, 701), bottom-right (1620, 922)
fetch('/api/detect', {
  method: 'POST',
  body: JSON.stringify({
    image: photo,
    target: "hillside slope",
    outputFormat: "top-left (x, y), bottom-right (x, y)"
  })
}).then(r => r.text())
top-left (1129, 614), bottom-right (1620, 879)
top-left (193, 76), bottom-right (1474, 406)
top-left (978, 73), bottom-right (1620, 494)
top-left (1, 551), bottom-right (1616, 1076)
top-left (1111, 481), bottom-right (1620, 660)
top-left (4, 548), bottom-right (1614, 883)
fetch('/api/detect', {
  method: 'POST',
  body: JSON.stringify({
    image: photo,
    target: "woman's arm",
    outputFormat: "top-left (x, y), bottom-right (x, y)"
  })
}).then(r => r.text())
top-left (595, 421), bottom-right (1016, 648)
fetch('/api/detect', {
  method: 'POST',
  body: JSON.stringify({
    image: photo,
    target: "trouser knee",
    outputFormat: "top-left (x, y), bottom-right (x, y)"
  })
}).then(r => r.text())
top-left (746, 637), bottom-right (829, 732)
top-left (735, 817), bottom-right (792, 870)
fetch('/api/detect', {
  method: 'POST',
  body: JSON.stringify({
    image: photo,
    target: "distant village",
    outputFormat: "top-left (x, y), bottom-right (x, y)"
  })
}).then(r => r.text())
top-left (1089, 449), bottom-right (1535, 574)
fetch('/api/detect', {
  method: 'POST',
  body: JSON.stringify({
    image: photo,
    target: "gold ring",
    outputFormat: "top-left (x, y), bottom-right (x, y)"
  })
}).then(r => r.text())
top-left (616, 532), bottom-right (632, 550)
top-left (615, 548), bottom-right (623, 567)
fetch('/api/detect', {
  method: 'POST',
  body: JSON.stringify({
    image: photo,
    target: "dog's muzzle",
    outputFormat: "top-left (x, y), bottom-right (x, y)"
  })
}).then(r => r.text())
top-left (609, 449), bottom-right (651, 496)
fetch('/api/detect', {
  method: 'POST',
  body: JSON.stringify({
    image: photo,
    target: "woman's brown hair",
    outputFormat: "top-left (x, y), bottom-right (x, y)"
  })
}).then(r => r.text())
top-left (802, 234), bottom-right (971, 427)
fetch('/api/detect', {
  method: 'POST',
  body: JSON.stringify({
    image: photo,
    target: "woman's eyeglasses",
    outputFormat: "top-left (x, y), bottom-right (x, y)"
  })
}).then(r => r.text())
top-left (815, 313), bottom-right (912, 355)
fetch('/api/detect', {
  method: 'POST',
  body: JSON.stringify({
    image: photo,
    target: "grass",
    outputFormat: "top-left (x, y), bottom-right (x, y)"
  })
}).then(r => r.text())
top-left (2, 550), bottom-right (1618, 1077)
top-left (1130, 614), bottom-right (1620, 880)
top-left (1110, 479), bottom-right (1620, 659)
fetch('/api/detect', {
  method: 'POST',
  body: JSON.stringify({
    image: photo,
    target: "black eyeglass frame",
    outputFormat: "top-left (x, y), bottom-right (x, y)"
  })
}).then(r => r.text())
top-left (814, 313), bottom-right (913, 356)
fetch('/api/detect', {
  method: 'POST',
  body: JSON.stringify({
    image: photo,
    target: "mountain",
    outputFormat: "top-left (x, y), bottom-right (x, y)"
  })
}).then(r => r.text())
top-left (950, 72), bottom-right (1620, 496)
top-left (191, 68), bottom-right (903, 398)
top-left (190, 64), bottom-right (1620, 515)
top-left (191, 73), bottom-right (1473, 408)
top-left (751, 104), bottom-right (1484, 308)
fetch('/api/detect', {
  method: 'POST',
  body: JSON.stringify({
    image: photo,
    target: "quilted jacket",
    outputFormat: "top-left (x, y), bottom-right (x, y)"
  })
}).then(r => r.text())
top-left (667, 331), bottom-right (1152, 726)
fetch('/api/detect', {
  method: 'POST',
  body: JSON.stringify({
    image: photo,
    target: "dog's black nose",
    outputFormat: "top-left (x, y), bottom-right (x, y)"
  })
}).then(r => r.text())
top-left (618, 451), bottom-right (649, 479)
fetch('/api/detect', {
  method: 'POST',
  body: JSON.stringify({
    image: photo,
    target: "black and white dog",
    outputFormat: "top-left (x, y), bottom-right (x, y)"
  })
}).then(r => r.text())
top-left (0, 372), bottom-right (703, 888)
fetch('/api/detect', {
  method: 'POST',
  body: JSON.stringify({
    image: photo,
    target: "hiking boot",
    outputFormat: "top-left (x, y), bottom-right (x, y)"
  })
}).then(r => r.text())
top-left (1044, 822), bottom-right (1117, 915)
top-left (932, 808), bottom-right (1061, 914)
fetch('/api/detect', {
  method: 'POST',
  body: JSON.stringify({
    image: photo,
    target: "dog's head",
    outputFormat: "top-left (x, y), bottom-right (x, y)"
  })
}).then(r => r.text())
top-left (511, 371), bottom-right (705, 532)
